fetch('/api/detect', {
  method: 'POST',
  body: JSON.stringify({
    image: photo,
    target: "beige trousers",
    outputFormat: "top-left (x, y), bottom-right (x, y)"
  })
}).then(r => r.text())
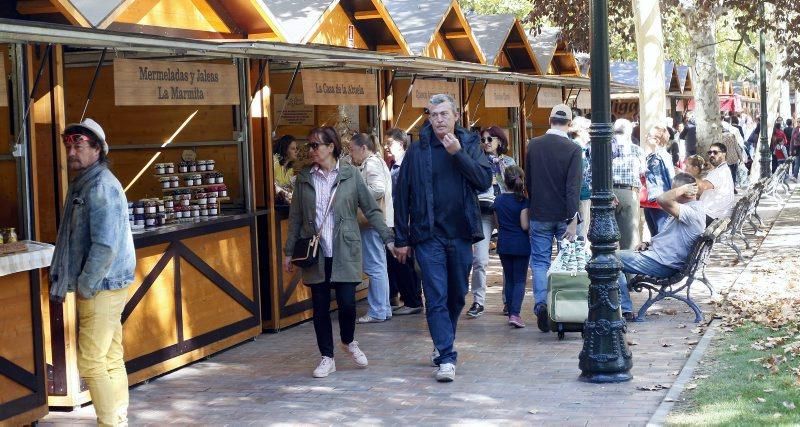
top-left (77, 288), bottom-right (129, 427)
top-left (612, 187), bottom-right (641, 251)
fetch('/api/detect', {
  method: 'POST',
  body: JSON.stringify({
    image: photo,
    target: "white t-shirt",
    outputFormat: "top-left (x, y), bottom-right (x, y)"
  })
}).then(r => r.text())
top-left (699, 163), bottom-right (734, 219)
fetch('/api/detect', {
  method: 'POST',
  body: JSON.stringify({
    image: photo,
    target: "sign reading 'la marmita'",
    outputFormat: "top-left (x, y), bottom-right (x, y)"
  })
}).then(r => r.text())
top-left (114, 58), bottom-right (239, 106)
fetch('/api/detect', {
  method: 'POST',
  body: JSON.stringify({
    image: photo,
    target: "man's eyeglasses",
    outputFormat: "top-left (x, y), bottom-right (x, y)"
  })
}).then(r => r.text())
top-left (707, 150), bottom-right (721, 155)
top-left (307, 141), bottom-right (332, 151)
top-left (61, 133), bottom-right (91, 149)
top-left (481, 136), bottom-right (496, 143)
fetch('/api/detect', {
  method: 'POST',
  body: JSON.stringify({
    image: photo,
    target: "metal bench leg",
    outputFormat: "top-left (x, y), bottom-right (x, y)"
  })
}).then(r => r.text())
top-left (699, 266), bottom-right (714, 295)
top-left (724, 239), bottom-right (744, 262)
top-left (736, 233), bottom-right (750, 250)
top-left (673, 292), bottom-right (704, 323)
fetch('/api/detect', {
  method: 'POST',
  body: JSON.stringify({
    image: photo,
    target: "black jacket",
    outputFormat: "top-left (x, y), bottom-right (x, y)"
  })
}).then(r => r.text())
top-left (393, 123), bottom-right (492, 247)
top-left (525, 131), bottom-right (582, 223)
top-left (680, 121), bottom-right (697, 156)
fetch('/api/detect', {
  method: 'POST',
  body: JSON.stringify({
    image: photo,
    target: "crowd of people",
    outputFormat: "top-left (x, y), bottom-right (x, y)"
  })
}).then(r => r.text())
top-left (49, 98), bottom-right (790, 424)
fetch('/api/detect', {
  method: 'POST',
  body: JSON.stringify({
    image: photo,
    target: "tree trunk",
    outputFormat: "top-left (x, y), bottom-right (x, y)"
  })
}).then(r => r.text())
top-left (632, 0), bottom-right (666, 154)
top-left (685, 8), bottom-right (721, 155)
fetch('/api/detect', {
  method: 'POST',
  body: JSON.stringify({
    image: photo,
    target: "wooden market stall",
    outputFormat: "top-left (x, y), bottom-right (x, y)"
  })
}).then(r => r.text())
top-left (0, 12), bottom-right (264, 407)
top-left (466, 14), bottom-right (541, 163)
top-left (527, 27), bottom-right (581, 77)
top-left (247, 0), bottom-right (408, 330)
top-left (0, 41), bottom-right (50, 426)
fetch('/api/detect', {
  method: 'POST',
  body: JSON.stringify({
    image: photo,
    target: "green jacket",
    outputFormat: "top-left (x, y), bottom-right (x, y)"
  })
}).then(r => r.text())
top-left (283, 161), bottom-right (394, 284)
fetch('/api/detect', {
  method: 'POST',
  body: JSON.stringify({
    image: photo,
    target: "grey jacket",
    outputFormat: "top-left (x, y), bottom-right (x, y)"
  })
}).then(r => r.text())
top-left (50, 162), bottom-right (136, 300)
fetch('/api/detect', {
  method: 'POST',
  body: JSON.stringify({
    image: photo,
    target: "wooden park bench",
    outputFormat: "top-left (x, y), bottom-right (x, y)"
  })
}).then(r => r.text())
top-left (745, 180), bottom-right (766, 232)
top-left (628, 218), bottom-right (729, 323)
top-left (718, 194), bottom-right (753, 262)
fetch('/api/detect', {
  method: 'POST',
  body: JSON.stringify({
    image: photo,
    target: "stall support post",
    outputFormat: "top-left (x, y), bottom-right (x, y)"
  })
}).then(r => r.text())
top-left (236, 58), bottom-right (254, 213)
top-left (578, 0), bottom-right (633, 383)
top-left (758, 3), bottom-right (770, 180)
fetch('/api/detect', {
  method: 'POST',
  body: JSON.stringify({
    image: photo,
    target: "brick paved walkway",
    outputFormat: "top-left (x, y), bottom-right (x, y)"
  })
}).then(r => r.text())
top-left (42, 187), bottom-right (795, 426)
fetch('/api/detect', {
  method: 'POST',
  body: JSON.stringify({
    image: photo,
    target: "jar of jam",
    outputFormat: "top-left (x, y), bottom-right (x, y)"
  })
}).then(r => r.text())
top-left (144, 199), bottom-right (157, 214)
top-left (170, 176), bottom-right (179, 188)
top-left (164, 197), bottom-right (174, 209)
top-left (134, 201), bottom-right (145, 215)
top-left (134, 214), bottom-right (145, 227)
top-left (207, 160), bottom-right (216, 171)
top-left (189, 161), bottom-right (197, 172)
top-left (155, 163), bottom-right (166, 175)
top-left (206, 175), bottom-right (216, 184)
top-left (159, 177), bottom-right (171, 189)
top-left (198, 160), bottom-right (207, 172)
top-left (166, 163), bottom-right (175, 174)
top-left (216, 173), bottom-right (224, 184)
top-left (179, 161), bottom-right (188, 173)
top-left (191, 206), bottom-right (200, 218)
top-left (219, 185), bottom-right (228, 197)
top-left (209, 203), bottom-right (219, 216)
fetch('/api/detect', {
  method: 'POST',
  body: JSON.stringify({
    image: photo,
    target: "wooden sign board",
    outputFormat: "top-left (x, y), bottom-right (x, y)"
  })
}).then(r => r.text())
top-left (114, 58), bottom-right (239, 106)
top-left (537, 87), bottom-right (563, 108)
top-left (411, 79), bottom-right (461, 108)
top-left (273, 93), bottom-right (315, 126)
top-left (301, 69), bottom-right (377, 106)
top-left (612, 99), bottom-right (639, 119)
top-left (485, 83), bottom-right (519, 108)
top-left (0, 60), bottom-right (7, 107)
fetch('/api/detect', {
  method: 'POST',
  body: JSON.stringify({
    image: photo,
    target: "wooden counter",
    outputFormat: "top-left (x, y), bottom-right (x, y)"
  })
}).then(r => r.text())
top-left (43, 214), bottom-right (262, 408)
top-left (0, 271), bottom-right (48, 425)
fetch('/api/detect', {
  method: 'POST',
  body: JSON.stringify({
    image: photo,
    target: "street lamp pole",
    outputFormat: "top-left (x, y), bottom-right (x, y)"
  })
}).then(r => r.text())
top-left (578, 0), bottom-right (633, 382)
top-left (758, 1), bottom-right (770, 179)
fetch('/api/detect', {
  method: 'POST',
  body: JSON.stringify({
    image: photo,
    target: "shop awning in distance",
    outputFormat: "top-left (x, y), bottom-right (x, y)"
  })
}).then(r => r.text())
top-left (527, 27), bottom-right (580, 76)
top-left (467, 13), bottom-right (541, 74)
top-left (383, 0), bottom-right (486, 64)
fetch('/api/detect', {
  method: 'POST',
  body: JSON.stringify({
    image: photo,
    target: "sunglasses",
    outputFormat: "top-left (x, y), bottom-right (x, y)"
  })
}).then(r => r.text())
top-left (307, 141), bottom-right (332, 151)
top-left (707, 150), bottom-right (721, 155)
top-left (481, 136), bottom-right (496, 143)
top-left (62, 133), bottom-right (91, 145)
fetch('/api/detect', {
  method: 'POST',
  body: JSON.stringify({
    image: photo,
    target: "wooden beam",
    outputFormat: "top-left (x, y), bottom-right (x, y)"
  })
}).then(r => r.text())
top-left (505, 42), bottom-right (528, 49)
top-left (16, 0), bottom-right (59, 15)
top-left (553, 51), bottom-right (572, 57)
top-left (443, 31), bottom-right (469, 40)
top-left (354, 10), bottom-right (382, 20)
top-left (376, 44), bottom-right (403, 53)
top-left (247, 31), bottom-right (277, 40)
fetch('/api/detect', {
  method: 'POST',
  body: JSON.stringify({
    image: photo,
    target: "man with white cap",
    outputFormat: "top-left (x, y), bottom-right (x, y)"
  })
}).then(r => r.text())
top-left (49, 118), bottom-right (135, 427)
top-left (525, 104), bottom-right (583, 332)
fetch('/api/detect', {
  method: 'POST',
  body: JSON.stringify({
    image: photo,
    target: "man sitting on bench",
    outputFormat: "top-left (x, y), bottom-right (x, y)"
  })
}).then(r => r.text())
top-left (618, 172), bottom-right (705, 321)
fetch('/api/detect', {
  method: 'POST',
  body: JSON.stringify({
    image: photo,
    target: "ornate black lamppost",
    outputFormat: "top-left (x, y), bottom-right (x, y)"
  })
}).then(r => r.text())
top-left (758, 2), bottom-right (771, 179)
top-left (578, 0), bottom-right (633, 382)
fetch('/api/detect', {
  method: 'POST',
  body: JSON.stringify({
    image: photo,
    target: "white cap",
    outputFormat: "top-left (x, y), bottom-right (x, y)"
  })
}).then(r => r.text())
top-left (550, 104), bottom-right (573, 121)
top-left (64, 118), bottom-right (107, 154)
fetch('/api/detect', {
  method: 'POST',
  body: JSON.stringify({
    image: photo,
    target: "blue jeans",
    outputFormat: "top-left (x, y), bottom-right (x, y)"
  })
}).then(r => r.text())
top-left (361, 228), bottom-right (391, 320)
top-left (616, 250), bottom-right (679, 313)
top-left (793, 153), bottom-right (800, 178)
top-left (643, 208), bottom-right (669, 237)
top-left (529, 220), bottom-right (567, 307)
top-left (500, 254), bottom-right (528, 316)
top-left (415, 235), bottom-right (472, 365)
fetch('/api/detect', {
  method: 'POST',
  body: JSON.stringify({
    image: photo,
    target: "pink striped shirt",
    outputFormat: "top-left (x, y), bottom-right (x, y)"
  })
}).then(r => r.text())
top-left (310, 161), bottom-right (339, 257)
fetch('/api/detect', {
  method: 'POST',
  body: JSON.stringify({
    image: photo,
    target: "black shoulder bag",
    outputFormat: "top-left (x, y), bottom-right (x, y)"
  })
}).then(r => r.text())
top-left (290, 183), bottom-right (337, 268)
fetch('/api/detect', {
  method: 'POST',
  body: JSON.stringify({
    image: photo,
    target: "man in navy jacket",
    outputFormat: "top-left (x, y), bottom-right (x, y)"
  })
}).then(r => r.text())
top-left (393, 94), bottom-right (492, 382)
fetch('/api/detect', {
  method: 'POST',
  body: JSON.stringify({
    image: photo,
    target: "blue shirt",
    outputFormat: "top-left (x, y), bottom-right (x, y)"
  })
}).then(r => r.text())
top-left (494, 193), bottom-right (531, 256)
top-left (431, 138), bottom-right (469, 239)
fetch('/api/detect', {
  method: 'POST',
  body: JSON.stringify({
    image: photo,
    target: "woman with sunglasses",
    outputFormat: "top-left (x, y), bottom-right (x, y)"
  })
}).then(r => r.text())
top-left (467, 126), bottom-right (517, 318)
top-left (283, 126), bottom-right (396, 378)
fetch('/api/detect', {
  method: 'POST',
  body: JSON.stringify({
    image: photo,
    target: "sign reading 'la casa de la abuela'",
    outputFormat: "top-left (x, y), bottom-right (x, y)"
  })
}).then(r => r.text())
top-left (114, 58), bottom-right (239, 106)
top-left (301, 69), bottom-right (377, 106)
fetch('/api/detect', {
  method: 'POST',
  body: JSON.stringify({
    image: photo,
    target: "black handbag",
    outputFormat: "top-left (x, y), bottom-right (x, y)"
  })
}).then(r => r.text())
top-left (290, 183), bottom-right (337, 268)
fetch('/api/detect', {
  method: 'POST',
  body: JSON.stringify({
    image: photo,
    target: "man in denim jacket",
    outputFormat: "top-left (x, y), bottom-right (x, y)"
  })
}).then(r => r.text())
top-left (50, 118), bottom-right (135, 427)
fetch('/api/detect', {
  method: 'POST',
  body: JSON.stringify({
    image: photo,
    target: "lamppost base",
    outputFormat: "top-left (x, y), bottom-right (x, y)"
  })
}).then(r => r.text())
top-left (578, 371), bottom-right (633, 383)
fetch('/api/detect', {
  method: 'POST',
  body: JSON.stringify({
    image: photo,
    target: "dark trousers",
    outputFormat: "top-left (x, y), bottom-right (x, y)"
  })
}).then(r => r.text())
top-left (500, 254), bottom-right (529, 316)
top-left (415, 236), bottom-right (472, 365)
top-left (728, 163), bottom-right (738, 186)
top-left (643, 208), bottom-right (669, 237)
top-left (387, 252), bottom-right (423, 308)
top-left (310, 257), bottom-right (358, 358)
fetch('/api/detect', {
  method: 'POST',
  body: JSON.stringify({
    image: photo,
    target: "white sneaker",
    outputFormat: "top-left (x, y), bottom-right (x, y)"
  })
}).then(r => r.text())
top-left (430, 347), bottom-right (439, 367)
top-left (341, 341), bottom-right (368, 368)
top-left (312, 356), bottom-right (336, 378)
top-left (356, 314), bottom-right (385, 324)
top-left (435, 363), bottom-right (456, 382)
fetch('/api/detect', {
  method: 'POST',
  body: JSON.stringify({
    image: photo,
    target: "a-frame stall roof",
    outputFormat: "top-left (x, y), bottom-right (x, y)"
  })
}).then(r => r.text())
top-left (609, 60), bottom-right (682, 92)
top-left (14, 0), bottom-right (284, 39)
top-left (527, 27), bottom-right (579, 76)
top-left (383, 0), bottom-right (485, 63)
top-left (676, 64), bottom-right (693, 94)
top-left (467, 13), bottom-right (540, 73)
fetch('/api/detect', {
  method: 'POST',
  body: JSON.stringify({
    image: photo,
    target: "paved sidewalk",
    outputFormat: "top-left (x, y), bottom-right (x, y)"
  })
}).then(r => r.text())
top-left (42, 187), bottom-right (795, 426)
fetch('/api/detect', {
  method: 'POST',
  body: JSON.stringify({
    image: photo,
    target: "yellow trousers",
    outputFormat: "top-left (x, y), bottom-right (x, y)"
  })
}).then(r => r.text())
top-left (77, 288), bottom-right (129, 427)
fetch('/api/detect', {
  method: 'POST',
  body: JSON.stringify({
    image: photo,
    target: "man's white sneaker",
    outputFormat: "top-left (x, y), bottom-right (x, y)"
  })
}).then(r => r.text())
top-left (341, 341), bottom-right (368, 368)
top-left (312, 356), bottom-right (336, 378)
top-left (435, 363), bottom-right (456, 382)
top-left (356, 314), bottom-right (385, 324)
top-left (430, 347), bottom-right (440, 367)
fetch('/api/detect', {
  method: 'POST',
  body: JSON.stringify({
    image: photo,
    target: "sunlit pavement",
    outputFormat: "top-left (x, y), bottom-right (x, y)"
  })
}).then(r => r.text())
top-left (42, 184), bottom-right (797, 426)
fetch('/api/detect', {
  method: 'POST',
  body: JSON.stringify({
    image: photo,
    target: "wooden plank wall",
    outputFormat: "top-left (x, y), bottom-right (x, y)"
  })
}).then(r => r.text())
top-left (63, 60), bottom-right (240, 204)
top-left (0, 44), bottom-right (19, 230)
top-left (0, 272), bottom-right (35, 405)
top-left (424, 32), bottom-right (456, 60)
top-left (523, 84), bottom-right (554, 140)
top-left (390, 78), bottom-right (428, 140)
top-left (309, 4), bottom-right (369, 49)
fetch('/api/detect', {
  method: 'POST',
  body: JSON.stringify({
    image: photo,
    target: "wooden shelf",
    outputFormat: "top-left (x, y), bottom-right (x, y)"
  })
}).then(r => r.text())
top-left (161, 184), bottom-right (227, 192)
top-left (153, 170), bottom-right (221, 178)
